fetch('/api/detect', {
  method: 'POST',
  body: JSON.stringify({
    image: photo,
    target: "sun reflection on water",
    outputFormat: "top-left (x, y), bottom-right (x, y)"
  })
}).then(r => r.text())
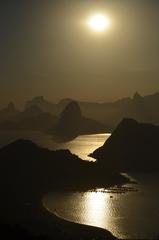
top-left (43, 190), bottom-right (124, 239)
top-left (84, 191), bottom-right (110, 228)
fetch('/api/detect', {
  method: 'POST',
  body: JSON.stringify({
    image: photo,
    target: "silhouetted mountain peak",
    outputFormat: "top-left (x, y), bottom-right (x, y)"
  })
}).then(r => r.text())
top-left (25, 96), bottom-right (46, 109)
top-left (61, 101), bottom-right (81, 117)
top-left (91, 118), bottom-right (159, 171)
top-left (7, 102), bottom-right (16, 111)
top-left (24, 96), bottom-right (57, 115)
top-left (115, 118), bottom-right (138, 131)
top-left (2, 139), bottom-right (40, 153)
top-left (0, 102), bottom-right (19, 121)
top-left (55, 101), bottom-right (82, 139)
top-left (133, 92), bottom-right (143, 102)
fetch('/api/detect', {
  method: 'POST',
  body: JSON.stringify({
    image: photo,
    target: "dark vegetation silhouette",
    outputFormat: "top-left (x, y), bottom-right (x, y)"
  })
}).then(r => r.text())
top-left (0, 139), bottom-right (121, 239)
top-left (0, 139), bottom-right (128, 199)
top-left (91, 118), bottom-right (159, 171)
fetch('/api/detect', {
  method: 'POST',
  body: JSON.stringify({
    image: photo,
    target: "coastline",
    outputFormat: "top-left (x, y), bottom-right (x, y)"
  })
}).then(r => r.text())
top-left (0, 195), bottom-right (118, 240)
top-left (40, 200), bottom-right (118, 239)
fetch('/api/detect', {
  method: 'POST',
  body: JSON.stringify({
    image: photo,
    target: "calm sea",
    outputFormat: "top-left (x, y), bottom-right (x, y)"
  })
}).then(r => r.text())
top-left (1, 131), bottom-right (159, 239)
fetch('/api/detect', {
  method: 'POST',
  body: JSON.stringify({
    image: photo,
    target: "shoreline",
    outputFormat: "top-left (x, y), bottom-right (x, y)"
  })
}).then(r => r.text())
top-left (40, 200), bottom-right (118, 239)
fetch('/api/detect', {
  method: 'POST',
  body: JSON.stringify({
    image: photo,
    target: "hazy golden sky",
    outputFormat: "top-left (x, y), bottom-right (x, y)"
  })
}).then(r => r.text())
top-left (0, 0), bottom-right (159, 107)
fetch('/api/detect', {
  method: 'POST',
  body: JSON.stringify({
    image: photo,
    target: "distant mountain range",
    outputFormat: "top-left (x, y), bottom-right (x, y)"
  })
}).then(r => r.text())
top-left (23, 91), bottom-right (159, 127)
top-left (0, 104), bottom-right (57, 132)
top-left (50, 101), bottom-right (107, 141)
top-left (1, 91), bottom-right (159, 135)
top-left (0, 100), bottom-right (108, 138)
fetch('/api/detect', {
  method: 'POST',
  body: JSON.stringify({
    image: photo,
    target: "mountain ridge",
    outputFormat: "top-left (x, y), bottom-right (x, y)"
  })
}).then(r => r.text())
top-left (90, 118), bottom-right (159, 171)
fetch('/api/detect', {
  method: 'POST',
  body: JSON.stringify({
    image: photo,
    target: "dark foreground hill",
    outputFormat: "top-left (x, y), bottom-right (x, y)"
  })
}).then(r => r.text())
top-left (0, 139), bottom-right (127, 203)
top-left (0, 140), bottom-right (121, 239)
top-left (91, 118), bottom-right (159, 171)
top-left (0, 222), bottom-right (117, 240)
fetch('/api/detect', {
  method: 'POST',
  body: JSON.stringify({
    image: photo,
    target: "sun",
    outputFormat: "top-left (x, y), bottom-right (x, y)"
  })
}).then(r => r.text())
top-left (88, 14), bottom-right (111, 32)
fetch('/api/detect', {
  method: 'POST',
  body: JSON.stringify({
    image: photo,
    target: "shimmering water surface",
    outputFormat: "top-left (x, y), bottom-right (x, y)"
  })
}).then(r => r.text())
top-left (1, 131), bottom-right (159, 239)
top-left (44, 175), bottom-right (159, 240)
top-left (0, 131), bottom-right (110, 161)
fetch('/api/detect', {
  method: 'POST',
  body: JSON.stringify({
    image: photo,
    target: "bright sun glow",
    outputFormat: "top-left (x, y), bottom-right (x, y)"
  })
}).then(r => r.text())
top-left (88, 14), bottom-right (111, 32)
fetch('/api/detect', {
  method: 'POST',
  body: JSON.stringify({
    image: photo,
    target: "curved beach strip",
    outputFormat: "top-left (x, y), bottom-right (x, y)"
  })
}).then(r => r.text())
top-left (42, 201), bottom-right (117, 240)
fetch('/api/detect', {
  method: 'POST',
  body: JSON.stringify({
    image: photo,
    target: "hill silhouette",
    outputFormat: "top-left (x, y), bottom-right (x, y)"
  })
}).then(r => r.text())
top-left (0, 222), bottom-right (117, 240)
top-left (0, 100), bottom-right (108, 138)
top-left (0, 139), bottom-right (128, 210)
top-left (19, 105), bottom-right (43, 119)
top-left (51, 101), bottom-right (108, 141)
top-left (15, 91), bottom-right (159, 129)
top-left (54, 101), bottom-right (82, 139)
top-left (0, 139), bottom-right (126, 239)
top-left (0, 106), bottom-right (57, 132)
top-left (2, 91), bottom-right (159, 137)
top-left (0, 102), bottom-right (19, 123)
top-left (2, 91), bottom-right (159, 135)
top-left (91, 118), bottom-right (159, 171)
top-left (25, 96), bottom-right (57, 115)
